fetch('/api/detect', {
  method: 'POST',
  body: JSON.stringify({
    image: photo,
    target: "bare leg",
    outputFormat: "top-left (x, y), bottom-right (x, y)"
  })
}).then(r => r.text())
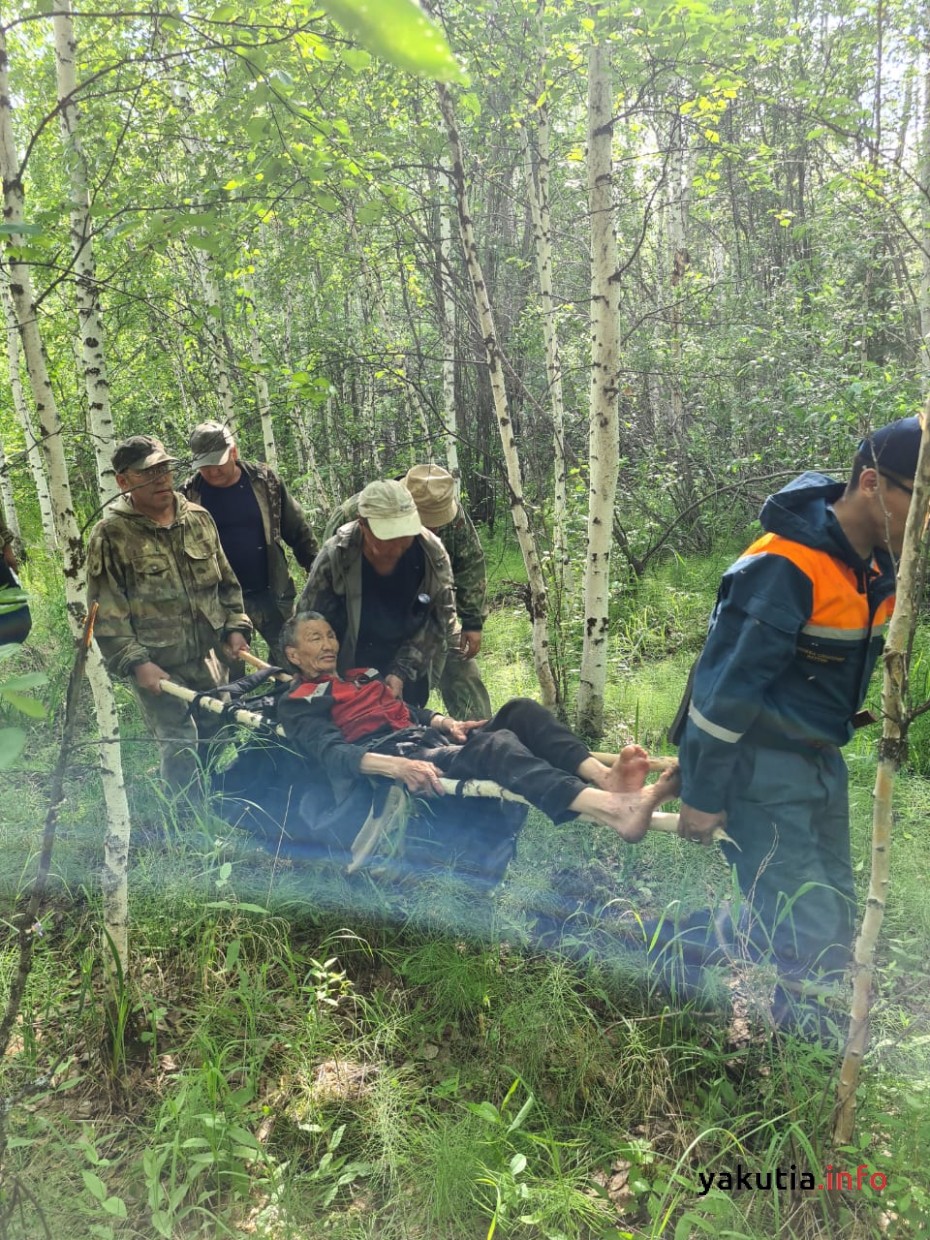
top-left (569, 766), bottom-right (682, 842)
top-left (580, 744), bottom-right (650, 793)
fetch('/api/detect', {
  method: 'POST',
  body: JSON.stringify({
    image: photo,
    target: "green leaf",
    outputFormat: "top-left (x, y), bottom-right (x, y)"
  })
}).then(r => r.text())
top-left (187, 234), bottom-right (223, 254)
top-left (203, 901), bottom-right (269, 915)
top-left (82, 1170), bottom-right (108, 1202)
top-left (0, 222), bottom-right (43, 238)
top-left (0, 673), bottom-right (47, 691)
top-left (318, 0), bottom-right (468, 83)
top-left (341, 48), bottom-right (372, 71)
top-left (0, 728), bottom-right (26, 769)
top-left (465, 1101), bottom-right (501, 1124)
top-left (0, 691), bottom-right (46, 719)
top-left (356, 200), bottom-right (383, 225)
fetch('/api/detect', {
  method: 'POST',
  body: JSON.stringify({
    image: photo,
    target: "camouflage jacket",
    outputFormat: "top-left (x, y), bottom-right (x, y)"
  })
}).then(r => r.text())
top-left (324, 495), bottom-right (487, 630)
top-left (297, 521), bottom-right (457, 687)
top-left (86, 493), bottom-right (251, 678)
top-left (182, 459), bottom-right (317, 602)
top-left (0, 525), bottom-right (14, 549)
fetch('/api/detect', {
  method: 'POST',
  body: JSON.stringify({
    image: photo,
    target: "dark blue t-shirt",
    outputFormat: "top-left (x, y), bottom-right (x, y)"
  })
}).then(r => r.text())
top-left (356, 539), bottom-right (427, 674)
top-left (196, 470), bottom-right (268, 593)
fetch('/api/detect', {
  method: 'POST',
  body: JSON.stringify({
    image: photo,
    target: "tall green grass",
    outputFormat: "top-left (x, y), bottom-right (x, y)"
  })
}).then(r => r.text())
top-left (0, 543), bottom-right (928, 1237)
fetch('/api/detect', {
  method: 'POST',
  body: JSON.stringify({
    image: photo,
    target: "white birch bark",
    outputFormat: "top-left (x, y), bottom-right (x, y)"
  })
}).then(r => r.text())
top-left (919, 49), bottom-right (930, 392)
top-left (576, 39), bottom-right (620, 736)
top-left (436, 82), bottom-right (558, 708)
top-left (1, 275), bottom-right (58, 549)
top-left (834, 407), bottom-right (930, 1143)
top-left (0, 27), bottom-right (131, 974)
top-left (522, 118), bottom-right (568, 596)
top-left (242, 262), bottom-right (277, 468)
top-left (0, 433), bottom-right (21, 543)
top-left (197, 254), bottom-right (238, 434)
top-left (53, 0), bottom-right (117, 504)
top-left (438, 172), bottom-right (461, 491)
top-left (666, 107), bottom-right (692, 439)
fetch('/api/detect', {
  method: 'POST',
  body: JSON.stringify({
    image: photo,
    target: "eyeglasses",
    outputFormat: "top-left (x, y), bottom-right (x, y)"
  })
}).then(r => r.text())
top-left (879, 471), bottom-right (914, 498)
top-left (127, 462), bottom-right (172, 480)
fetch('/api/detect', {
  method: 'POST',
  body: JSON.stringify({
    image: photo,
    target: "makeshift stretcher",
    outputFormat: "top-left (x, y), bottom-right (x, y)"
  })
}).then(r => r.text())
top-left (156, 663), bottom-right (719, 884)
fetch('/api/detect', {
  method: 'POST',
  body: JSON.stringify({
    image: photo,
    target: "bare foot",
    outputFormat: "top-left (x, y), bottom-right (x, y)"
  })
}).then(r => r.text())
top-left (603, 744), bottom-right (650, 793)
top-left (574, 763), bottom-right (682, 842)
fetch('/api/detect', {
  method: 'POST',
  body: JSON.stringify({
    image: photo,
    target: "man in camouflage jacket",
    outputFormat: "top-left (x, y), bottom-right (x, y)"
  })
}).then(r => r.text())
top-left (182, 422), bottom-right (317, 663)
top-left (302, 479), bottom-right (457, 705)
top-left (1, 524), bottom-right (17, 570)
top-left (0, 522), bottom-right (30, 645)
top-left (87, 436), bottom-right (252, 793)
top-left (324, 465), bottom-right (491, 718)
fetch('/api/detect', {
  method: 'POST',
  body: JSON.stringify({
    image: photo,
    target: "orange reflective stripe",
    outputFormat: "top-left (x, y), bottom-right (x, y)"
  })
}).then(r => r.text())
top-left (744, 533), bottom-right (895, 635)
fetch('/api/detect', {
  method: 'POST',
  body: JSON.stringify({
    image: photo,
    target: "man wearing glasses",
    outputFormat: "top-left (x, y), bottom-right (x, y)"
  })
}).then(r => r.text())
top-left (86, 436), bottom-right (252, 794)
top-left (664, 417), bottom-right (922, 1036)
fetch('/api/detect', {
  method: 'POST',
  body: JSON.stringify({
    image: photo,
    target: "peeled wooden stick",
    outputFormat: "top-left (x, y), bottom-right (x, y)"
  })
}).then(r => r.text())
top-left (159, 676), bottom-right (288, 735)
top-left (240, 649), bottom-right (292, 681)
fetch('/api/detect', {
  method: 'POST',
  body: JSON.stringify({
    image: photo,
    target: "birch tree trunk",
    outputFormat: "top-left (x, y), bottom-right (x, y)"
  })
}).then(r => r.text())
top-left (197, 251), bottom-right (238, 434)
top-left (522, 117), bottom-right (569, 599)
top-left (666, 106), bottom-right (692, 440)
top-left (53, 0), bottom-right (117, 504)
top-left (0, 26), bottom-right (132, 975)
top-left (834, 407), bottom-right (930, 1143)
top-left (576, 37), bottom-right (620, 737)
top-left (438, 170), bottom-right (461, 490)
top-left (1, 274), bottom-right (57, 549)
top-left (436, 82), bottom-right (558, 708)
top-left (242, 260), bottom-right (277, 468)
top-left (0, 434), bottom-right (21, 543)
top-left (919, 48), bottom-right (930, 392)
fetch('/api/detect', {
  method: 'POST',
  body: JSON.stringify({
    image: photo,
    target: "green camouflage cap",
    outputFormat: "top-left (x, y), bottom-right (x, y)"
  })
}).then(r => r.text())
top-left (112, 436), bottom-right (177, 475)
top-left (190, 421), bottom-right (235, 469)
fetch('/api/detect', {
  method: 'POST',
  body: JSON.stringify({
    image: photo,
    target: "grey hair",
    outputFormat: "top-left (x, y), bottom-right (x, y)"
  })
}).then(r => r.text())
top-left (280, 610), bottom-right (328, 670)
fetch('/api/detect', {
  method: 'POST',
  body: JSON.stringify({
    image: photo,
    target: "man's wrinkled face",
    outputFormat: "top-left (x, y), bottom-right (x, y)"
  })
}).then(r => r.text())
top-left (117, 462), bottom-right (175, 517)
top-left (198, 446), bottom-right (240, 488)
top-left (285, 617), bottom-right (340, 678)
top-left (359, 520), bottom-right (414, 572)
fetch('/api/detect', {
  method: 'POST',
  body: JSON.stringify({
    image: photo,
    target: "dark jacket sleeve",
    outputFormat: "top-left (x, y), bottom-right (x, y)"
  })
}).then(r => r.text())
top-left (679, 555), bottom-right (812, 813)
top-left (278, 687), bottom-right (366, 795)
top-left (278, 476), bottom-right (318, 570)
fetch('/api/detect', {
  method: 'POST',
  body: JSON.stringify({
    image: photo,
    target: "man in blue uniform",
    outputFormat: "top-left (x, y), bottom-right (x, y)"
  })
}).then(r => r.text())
top-left (670, 417), bottom-right (922, 1032)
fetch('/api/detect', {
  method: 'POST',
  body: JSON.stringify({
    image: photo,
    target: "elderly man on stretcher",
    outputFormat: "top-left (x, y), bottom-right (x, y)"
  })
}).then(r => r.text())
top-left (277, 612), bottom-right (681, 838)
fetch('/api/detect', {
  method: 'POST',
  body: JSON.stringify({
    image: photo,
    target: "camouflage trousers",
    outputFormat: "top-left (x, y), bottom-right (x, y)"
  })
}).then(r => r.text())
top-left (242, 588), bottom-right (291, 666)
top-left (132, 650), bottom-right (229, 796)
top-left (439, 648), bottom-right (492, 720)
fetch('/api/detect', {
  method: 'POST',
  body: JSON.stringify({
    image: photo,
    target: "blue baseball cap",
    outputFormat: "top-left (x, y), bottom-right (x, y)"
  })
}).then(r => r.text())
top-left (858, 417), bottom-right (923, 482)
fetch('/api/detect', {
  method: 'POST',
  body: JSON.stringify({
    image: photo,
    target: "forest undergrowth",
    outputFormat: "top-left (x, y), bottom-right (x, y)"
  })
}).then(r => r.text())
top-left (1, 543), bottom-right (929, 1240)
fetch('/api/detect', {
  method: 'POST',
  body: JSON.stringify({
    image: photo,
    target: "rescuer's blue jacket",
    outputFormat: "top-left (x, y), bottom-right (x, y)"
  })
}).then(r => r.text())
top-left (678, 472), bottom-right (897, 814)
